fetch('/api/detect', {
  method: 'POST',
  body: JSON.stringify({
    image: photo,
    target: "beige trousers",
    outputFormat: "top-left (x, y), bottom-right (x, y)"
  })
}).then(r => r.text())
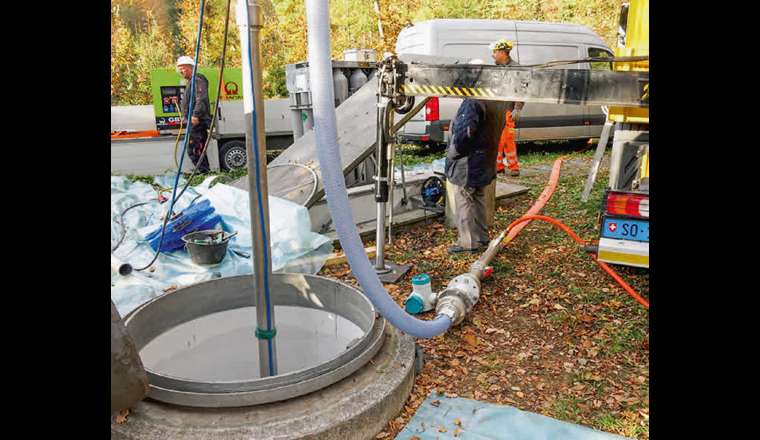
top-left (452, 183), bottom-right (490, 249)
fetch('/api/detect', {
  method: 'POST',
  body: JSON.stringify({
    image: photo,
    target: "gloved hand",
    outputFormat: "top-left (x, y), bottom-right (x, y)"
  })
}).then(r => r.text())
top-left (510, 108), bottom-right (522, 122)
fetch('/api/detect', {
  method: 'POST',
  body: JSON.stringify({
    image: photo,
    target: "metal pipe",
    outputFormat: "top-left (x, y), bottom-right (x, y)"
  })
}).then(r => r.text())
top-left (238, 0), bottom-right (277, 377)
top-left (469, 230), bottom-right (506, 281)
top-left (388, 142), bottom-right (395, 245)
top-left (374, 201), bottom-right (390, 273)
top-left (373, 95), bottom-right (392, 273)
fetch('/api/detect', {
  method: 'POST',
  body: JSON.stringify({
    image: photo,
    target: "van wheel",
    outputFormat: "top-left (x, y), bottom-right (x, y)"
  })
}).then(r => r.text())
top-left (219, 140), bottom-right (247, 172)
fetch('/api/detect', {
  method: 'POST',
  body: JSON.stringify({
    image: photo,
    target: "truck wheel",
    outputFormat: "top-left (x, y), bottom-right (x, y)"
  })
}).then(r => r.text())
top-left (219, 140), bottom-right (247, 172)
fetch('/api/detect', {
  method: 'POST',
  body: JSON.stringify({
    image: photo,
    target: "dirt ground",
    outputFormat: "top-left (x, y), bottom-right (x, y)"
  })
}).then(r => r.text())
top-left (317, 153), bottom-right (650, 439)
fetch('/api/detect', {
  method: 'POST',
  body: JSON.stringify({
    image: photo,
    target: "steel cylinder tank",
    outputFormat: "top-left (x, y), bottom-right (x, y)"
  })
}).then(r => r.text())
top-left (349, 68), bottom-right (368, 95)
top-left (333, 68), bottom-right (349, 106)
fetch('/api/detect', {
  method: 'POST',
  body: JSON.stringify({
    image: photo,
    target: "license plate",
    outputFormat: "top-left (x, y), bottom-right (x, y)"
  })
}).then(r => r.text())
top-left (602, 218), bottom-right (649, 242)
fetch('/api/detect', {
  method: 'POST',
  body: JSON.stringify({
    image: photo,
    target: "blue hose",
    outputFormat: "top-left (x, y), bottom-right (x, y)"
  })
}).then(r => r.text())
top-left (136, 0), bottom-right (206, 272)
top-left (305, 0), bottom-right (452, 339)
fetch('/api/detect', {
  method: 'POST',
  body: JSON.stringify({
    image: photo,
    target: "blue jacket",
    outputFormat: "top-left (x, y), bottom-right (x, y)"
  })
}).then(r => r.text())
top-left (445, 99), bottom-right (499, 188)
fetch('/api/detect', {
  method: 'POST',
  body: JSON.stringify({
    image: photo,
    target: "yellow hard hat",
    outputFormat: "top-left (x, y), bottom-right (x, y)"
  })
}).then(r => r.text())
top-left (490, 39), bottom-right (513, 52)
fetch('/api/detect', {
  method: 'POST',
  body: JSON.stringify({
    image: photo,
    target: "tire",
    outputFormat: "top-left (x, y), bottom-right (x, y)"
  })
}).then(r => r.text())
top-left (219, 140), bottom-right (247, 172)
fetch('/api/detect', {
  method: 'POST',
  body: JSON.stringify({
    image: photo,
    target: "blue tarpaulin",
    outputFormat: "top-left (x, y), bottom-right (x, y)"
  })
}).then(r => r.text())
top-left (401, 390), bottom-right (630, 440)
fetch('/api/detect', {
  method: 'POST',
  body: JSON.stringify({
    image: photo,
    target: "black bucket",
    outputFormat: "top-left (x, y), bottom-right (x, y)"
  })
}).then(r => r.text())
top-left (182, 230), bottom-right (237, 265)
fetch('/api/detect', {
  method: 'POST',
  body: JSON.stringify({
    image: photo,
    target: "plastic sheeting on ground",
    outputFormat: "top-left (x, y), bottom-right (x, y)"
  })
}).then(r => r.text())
top-left (110, 172), bottom-right (333, 317)
top-left (403, 390), bottom-right (631, 440)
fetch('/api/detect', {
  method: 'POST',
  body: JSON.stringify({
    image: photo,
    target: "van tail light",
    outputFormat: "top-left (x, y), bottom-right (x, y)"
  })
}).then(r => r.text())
top-left (425, 97), bottom-right (439, 121)
top-left (605, 191), bottom-right (649, 218)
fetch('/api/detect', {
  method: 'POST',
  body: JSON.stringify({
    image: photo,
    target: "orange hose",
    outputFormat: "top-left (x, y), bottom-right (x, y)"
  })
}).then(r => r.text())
top-left (505, 214), bottom-right (649, 310)
top-left (505, 156), bottom-right (565, 241)
top-left (504, 144), bottom-right (592, 241)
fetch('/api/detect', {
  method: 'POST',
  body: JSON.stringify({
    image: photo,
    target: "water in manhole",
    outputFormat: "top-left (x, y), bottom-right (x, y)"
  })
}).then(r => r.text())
top-left (123, 273), bottom-right (385, 408)
top-left (140, 306), bottom-right (365, 381)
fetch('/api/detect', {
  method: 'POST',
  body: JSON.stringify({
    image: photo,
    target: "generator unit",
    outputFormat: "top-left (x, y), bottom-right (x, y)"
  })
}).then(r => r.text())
top-left (149, 68), bottom-right (243, 131)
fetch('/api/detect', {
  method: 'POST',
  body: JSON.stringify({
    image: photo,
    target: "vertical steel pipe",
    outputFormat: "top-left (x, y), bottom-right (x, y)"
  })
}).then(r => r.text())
top-left (238, 0), bottom-right (277, 377)
top-left (374, 97), bottom-right (391, 273)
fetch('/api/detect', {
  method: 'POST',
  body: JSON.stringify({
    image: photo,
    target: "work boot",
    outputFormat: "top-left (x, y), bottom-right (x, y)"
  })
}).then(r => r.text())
top-left (478, 240), bottom-right (490, 249)
top-left (447, 245), bottom-right (477, 254)
top-left (510, 169), bottom-right (520, 177)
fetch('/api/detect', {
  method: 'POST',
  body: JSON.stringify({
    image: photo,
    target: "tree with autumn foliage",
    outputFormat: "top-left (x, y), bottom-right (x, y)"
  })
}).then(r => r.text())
top-left (111, 0), bottom-right (625, 106)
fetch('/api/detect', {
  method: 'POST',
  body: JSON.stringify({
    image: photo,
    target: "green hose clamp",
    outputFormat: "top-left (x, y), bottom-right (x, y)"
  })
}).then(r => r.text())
top-left (255, 327), bottom-right (277, 340)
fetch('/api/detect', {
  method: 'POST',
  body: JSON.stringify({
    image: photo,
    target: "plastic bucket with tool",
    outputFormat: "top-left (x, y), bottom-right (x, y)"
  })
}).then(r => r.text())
top-left (182, 230), bottom-right (238, 265)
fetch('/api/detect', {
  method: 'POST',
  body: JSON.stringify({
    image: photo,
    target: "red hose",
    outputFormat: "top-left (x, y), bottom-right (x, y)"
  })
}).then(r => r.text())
top-left (497, 151), bottom-right (648, 310)
top-left (505, 214), bottom-right (649, 310)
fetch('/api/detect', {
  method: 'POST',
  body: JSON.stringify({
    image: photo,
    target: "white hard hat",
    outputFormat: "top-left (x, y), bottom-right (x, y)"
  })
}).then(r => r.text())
top-left (176, 56), bottom-right (195, 66)
top-left (468, 59), bottom-right (485, 65)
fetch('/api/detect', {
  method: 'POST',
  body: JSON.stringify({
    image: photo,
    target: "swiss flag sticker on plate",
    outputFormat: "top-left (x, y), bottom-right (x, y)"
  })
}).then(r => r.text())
top-left (608, 222), bottom-right (617, 233)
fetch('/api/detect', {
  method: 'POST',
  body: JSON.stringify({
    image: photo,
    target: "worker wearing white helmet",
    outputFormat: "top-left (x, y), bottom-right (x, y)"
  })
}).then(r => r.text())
top-left (176, 56), bottom-right (212, 172)
top-left (490, 39), bottom-right (525, 177)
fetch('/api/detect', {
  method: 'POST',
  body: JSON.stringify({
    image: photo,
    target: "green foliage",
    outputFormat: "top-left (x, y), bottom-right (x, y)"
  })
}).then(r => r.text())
top-left (263, 65), bottom-right (288, 99)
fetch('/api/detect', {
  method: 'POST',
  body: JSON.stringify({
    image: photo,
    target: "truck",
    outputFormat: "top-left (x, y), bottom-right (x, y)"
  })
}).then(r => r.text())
top-left (595, 0), bottom-right (649, 268)
top-left (148, 67), bottom-right (292, 172)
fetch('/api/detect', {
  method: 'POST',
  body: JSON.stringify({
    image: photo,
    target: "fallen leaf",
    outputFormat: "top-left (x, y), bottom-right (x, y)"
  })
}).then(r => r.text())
top-left (430, 399), bottom-right (441, 407)
top-left (462, 334), bottom-right (481, 349)
top-left (115, 409), bottom-right (129, 424)
top-left (454, 427), bottom-right (461, 437)
top-left (385, 284), bottom-right (399, 293)
top-left (163, 284), bottom-right (178, 293)
top-left (577, 313), bottom-right (593, 322)
top-left (454, 418), bottom-right (462, 426)
top-left (438, 426), bottom-right (447, 433)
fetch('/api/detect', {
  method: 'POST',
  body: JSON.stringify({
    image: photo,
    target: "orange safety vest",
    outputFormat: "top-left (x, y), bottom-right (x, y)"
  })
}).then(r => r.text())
top-left (497, 110), bottom-right (519, 171)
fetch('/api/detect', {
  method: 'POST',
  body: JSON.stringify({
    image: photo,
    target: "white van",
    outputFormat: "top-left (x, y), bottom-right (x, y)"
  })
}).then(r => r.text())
top-left (394, 19), bottom-right (614, 146)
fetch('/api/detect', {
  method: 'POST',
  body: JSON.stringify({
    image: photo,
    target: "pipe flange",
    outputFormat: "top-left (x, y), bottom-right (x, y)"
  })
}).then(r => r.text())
top-left (446, 274), bottom-right (481, 307)
top-left (435, 286), bottom-right (477, 326)
top-left (435, 295), bottom-right (465, 326)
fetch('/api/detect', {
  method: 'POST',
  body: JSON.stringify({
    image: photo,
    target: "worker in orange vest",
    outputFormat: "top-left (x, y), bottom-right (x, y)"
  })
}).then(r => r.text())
top-left (498, 110), bottom-right (519, 175)
top-left (491, 39), bottom-right (524, 176)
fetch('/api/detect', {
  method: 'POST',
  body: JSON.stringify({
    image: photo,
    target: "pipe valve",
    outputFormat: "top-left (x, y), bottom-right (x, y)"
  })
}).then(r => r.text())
top-left (434, 274), bottom-right (481, 326)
